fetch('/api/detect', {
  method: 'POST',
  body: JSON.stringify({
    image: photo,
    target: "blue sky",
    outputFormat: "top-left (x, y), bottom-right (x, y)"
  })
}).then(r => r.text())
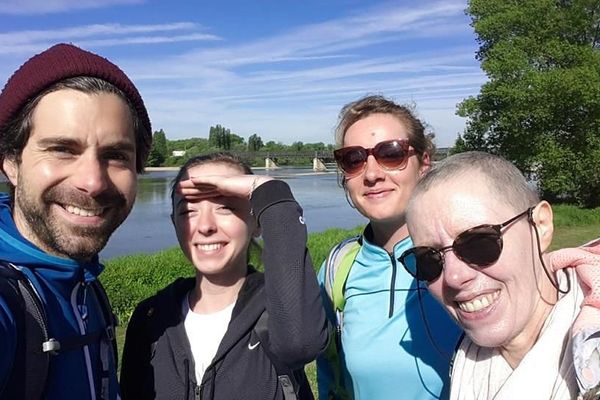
top-left (0, 0), bottom-right (485, 147)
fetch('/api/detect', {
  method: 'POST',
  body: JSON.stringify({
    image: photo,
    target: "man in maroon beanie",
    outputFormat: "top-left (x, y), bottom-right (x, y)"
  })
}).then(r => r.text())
top-left (0, 43), bottom-right (152, 399)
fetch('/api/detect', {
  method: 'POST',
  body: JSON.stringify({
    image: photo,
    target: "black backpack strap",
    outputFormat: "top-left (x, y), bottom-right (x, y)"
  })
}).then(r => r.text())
top-left (0, 262), bottom-right (50, 400)
top-left (254, 310), bottom-right (301, 400)
top-left (89, 279), bottom-right (118, 367)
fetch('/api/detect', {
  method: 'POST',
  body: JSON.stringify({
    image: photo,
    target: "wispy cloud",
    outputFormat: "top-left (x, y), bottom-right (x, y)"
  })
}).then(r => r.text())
top-left (161, 1), bottom-right (468, 69)
top-left (78, 34), bottom-right (221, 48)
top-left (0, 23), bottom-right (219, 55)
top-left (0, 0), bottom-right (483, 146)
top-left (0, 0), bottom-right (144, 15)
top-left (130, 2), bottom-right (482, 145)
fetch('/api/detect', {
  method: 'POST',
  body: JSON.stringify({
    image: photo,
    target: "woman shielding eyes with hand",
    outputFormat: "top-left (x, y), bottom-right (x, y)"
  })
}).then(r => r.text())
top-left (120, 153), bottom-right (328, 400)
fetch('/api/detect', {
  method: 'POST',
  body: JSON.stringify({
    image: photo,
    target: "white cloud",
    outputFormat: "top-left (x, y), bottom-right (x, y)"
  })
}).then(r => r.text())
top-left (0, 0), bottom-right (144, 15)
top-left (0, 23), bottom-right (218, 55)
top-left (0, 0), bottom-right (483, 147)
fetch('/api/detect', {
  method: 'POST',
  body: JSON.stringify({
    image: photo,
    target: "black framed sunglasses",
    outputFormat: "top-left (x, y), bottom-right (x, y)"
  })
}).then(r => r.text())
top-left (399, 207), bottom-right (534, 283)
top-left (333, 139), bottom-right (416, 177)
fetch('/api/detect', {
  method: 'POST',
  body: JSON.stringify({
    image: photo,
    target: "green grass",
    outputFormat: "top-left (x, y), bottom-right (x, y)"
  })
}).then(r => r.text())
top-left (106, 206), bottom-right (599, 394)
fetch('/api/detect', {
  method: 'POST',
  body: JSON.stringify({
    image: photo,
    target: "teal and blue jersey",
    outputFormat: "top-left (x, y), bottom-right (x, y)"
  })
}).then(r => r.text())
top-left (317, 225), bottom-right (462, 399)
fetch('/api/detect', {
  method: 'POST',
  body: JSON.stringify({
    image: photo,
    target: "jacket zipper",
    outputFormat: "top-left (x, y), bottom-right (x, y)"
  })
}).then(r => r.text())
top-left (388, 253), bottom-right (397, 318)
top-left (70, 280), bottom-right (97, 400)
top-left (184, 358), bottom-right (202, 399)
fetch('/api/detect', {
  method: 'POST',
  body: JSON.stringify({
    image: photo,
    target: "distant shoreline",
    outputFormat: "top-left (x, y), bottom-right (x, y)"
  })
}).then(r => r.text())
top-left (144, 166), bottom-right (335, 173)
top-left (144, 166), bottom-right (179, 171)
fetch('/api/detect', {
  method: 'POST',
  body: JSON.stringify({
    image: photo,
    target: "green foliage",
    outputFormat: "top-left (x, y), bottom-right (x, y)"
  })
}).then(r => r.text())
top-left (167, 137), bottom-right (211, 154)
top-left (141, 128), bottom-right (335, 169)
top-left (307, 226), bottom-right (363, 267)
top-left (263, 140), bottom-right (287, 152)
top-left (146, 129), bottom-right (168, 167)
top-left (457, 0), bottom-right (600, 207)
top-left (450, 133), bottom-right (468, 155)
top-left (102, 247), bottom-right (194, 322)
top-left (292, 141), bottom-right (304, 151)
top-left (209, 124), bottom-right (243, 150)
top-left (551, 204), bottom-right (600, 227)
top-left (248, 134), bottom-right (264, 151)
top-left (230, 133), bottom-right (245, 148)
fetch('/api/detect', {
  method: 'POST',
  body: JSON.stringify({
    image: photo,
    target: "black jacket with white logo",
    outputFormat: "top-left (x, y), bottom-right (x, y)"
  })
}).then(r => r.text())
top-left (120, 181), bottom-right (328, 399)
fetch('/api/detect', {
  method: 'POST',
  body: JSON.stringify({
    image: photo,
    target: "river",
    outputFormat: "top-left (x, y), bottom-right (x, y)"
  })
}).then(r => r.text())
top-left (0, 168), bottom-right (367, 259)
top-left (100, 168), bottom-right (366, 259)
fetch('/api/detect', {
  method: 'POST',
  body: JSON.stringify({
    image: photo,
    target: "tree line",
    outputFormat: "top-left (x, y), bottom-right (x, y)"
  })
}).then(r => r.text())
top-left (146, 126), bottom-right (334, 168)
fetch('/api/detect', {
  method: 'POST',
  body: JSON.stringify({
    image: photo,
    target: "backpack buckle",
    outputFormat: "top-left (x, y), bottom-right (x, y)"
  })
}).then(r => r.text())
top-left (42, 338), bottom-right (61, 355)
top-left (105, 325), bottom-right (115, 341)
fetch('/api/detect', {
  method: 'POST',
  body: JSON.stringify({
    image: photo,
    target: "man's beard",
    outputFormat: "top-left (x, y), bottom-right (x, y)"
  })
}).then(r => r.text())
top-left (15, 183), bottom-right (132, 261)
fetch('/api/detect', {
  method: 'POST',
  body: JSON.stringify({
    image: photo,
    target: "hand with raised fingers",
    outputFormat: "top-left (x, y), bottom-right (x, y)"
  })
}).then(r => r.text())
top-left (178, 174), bottom-right (273, 201)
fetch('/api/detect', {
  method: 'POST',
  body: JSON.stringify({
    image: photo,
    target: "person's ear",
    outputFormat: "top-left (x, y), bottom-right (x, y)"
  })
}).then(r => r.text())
top-left (531, 201), bottom-right (554, 252)
top-left (419, 152), bottom-right (431, 177)
top-left (2, 156), bottom-right (19, 186)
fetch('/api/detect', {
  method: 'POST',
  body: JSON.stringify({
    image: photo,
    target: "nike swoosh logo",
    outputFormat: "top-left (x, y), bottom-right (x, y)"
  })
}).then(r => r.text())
top-left (248, 341), bottom-right (260, 350)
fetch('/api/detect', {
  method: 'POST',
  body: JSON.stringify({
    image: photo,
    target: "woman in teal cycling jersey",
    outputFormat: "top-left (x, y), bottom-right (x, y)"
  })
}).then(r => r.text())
top-left (316, 95), bottom-right (462, 400)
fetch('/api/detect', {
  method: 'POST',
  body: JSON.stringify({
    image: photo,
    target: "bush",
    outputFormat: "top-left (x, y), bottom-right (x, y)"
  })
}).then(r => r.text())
top-left (102, 248), bottom-right (193, 323)
top-left (551, 204), bottom-right (600, 227)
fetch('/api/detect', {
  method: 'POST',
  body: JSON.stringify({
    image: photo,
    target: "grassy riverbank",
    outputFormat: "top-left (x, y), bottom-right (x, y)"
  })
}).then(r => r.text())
top-left (104, 204), bottom-right (599, 392)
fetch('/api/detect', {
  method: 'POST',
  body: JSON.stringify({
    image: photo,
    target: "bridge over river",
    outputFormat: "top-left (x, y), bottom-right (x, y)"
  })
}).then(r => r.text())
top-left (227, 147), bottom-right (450, 171)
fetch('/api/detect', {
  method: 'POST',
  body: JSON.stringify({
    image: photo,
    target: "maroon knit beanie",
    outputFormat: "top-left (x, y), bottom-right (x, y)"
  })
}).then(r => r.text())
top-left (0, 43), bottom-right (152, 172)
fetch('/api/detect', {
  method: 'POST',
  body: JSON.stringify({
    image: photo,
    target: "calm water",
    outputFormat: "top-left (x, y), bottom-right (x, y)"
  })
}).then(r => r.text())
top-left (101, 168), bottom-right (366, 259)
top-left (0, 168), bottom-right (367, 260)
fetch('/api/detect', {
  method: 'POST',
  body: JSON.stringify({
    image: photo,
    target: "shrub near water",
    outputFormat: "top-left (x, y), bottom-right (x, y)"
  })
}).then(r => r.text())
top-left (551, 204), bottom-right (600, 227)
top-left (103, 248), bottom-right (193, 323)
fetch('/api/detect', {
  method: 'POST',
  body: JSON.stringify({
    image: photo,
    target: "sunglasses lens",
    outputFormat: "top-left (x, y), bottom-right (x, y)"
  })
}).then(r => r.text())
top-left (335, 147), bottom-right (367, 175)
top-left (401, 247), bottom-right (443, 282)
top-left (374, 141), bottom-right (409, 169)
top-left (454, 228), bottom-right (503, 266)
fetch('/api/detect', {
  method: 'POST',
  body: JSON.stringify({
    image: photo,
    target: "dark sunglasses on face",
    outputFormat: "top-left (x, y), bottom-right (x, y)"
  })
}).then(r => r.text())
top-left (399, 207), bottom-right (534, 283)
top-left (333, 139), bottom-right (416, 177)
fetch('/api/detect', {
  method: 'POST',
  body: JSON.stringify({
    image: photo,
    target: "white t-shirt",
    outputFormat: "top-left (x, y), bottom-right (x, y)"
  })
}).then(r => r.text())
top-left (182, 294), bottom-right (235, 384)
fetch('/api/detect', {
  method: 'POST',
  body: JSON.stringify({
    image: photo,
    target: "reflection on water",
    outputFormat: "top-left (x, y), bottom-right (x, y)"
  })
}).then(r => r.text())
top-left (0, 169), bottom-right (368, 260)
top-left (102, 168), bottom-right (366, 259)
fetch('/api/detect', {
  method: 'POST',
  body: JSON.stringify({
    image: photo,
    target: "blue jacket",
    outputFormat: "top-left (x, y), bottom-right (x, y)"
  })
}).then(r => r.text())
top-left (316, 225), bottom-right (462, 399)
top-left (0, 193), bottom-right (119, 399)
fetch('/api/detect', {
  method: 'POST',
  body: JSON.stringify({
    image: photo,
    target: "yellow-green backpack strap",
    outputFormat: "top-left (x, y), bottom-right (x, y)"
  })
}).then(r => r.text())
top-left (322, 236), bottom-right (361, 400)
top-left (324, 236), bottom-right (361, 313)
top-left (331, 243), bottom-right (360, 312)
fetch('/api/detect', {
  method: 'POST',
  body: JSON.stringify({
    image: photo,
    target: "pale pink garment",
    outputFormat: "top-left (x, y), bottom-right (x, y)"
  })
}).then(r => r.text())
top-left (548, 238), bottom-right (600, 395)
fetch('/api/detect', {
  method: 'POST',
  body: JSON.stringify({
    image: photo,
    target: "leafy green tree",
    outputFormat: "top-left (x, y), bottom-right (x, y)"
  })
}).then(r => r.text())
top-left (456, 0), bottom-right (600, 206)
top-left (230, 133), bottom-right (245, 147)
top-left (168, 137), bottom-right (211, 156)
top-left (450, 133), bottom-right (468, 155)
top-left (209, 125), bottom-right (236, 150)
top-left (248, 134), bottom-right (264, 151)
top-left (146, 129), bottom-right (168, 167)
top-left (154, 129), bottom-right (168, 157)
top-left (292, 141), bottom-right (304, 151)
top-left (263, 141), bottom-right (286, 152)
